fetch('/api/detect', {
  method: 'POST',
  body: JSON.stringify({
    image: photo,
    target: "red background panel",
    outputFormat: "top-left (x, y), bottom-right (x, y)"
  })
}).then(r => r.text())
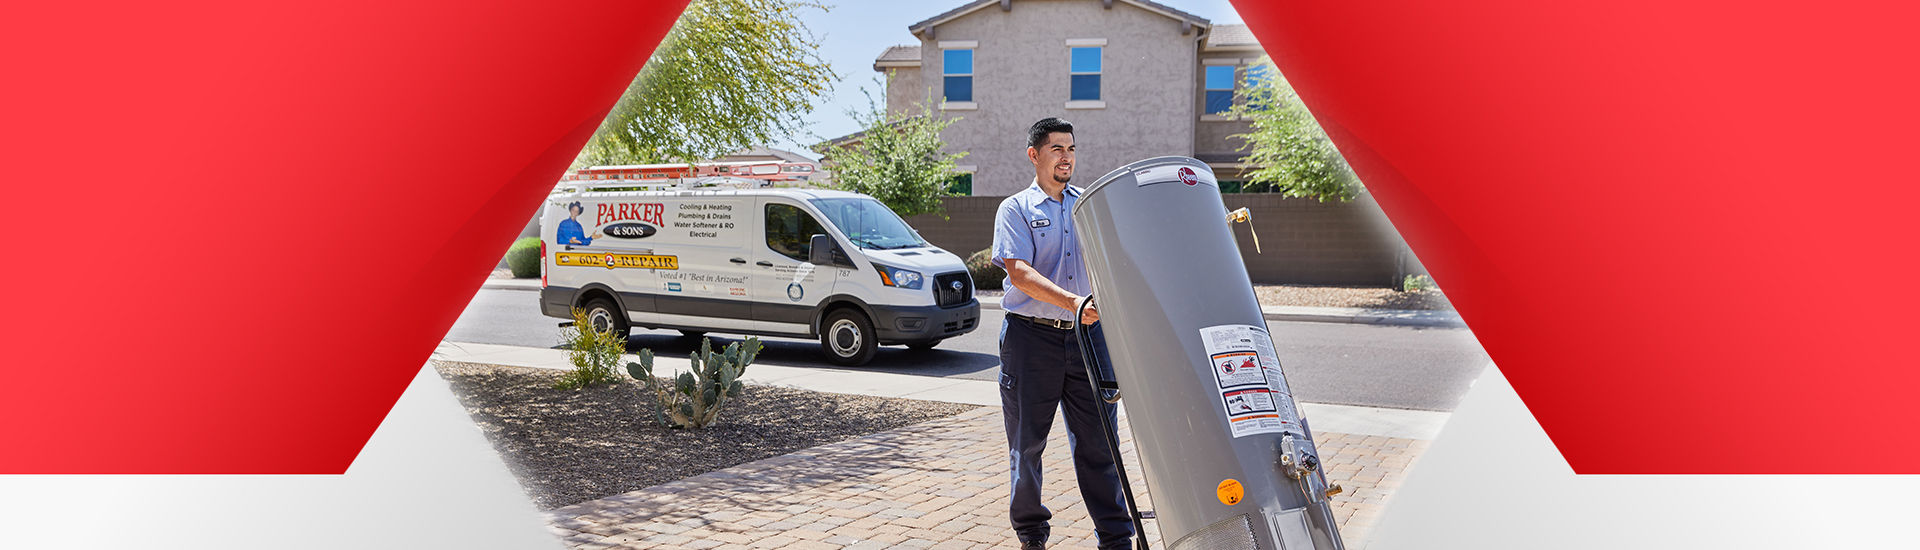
top-left (1233, 1), bottom-right (1920, 473)
top-left (5, 0), bottom-right (1917, 475)
top-left (0, 1), bottom-right (687, 473)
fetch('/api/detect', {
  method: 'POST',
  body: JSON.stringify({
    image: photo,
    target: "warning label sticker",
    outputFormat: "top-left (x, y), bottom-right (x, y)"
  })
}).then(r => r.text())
top-left (1200, 324), bottom-right (1301, 438)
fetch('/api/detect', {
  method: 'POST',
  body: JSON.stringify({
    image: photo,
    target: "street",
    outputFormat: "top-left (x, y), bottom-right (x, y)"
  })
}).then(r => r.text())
top-left (446, 287), bottom-right (1490, 411)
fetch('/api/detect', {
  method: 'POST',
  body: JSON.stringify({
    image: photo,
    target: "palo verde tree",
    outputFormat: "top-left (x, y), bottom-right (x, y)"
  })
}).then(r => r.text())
top-left (577, 0), bottom-right (837, 167)
top-left (819, 88), bottom-right (968, 218)
top-left (1231, 56), bottom-right (1364, 201)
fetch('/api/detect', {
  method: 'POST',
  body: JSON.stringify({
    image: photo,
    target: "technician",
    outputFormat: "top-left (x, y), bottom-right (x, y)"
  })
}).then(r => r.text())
top-left (991, 117), bottom-right (1131, 550)
top-left (556, 201), bottom-right (601, 249)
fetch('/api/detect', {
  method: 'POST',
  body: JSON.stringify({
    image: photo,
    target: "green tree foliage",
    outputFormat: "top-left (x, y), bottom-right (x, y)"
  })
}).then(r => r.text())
top-left (821, 89), bottom-right (968, 218)
top-left (577, 0), bottom-right (836, 167)
top-left (1231, 57), bottom-right (1364, 201)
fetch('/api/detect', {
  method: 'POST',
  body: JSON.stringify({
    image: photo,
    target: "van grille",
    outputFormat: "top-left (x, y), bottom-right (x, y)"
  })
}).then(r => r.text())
top-left (934, 272), bottom-right (972, 308)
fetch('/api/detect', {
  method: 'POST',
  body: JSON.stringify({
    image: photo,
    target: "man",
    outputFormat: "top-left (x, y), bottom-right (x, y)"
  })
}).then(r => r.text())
top-left (991, 117), bottom-right (1131, 550)
top-left (556, 201), bottom-right (601, 249)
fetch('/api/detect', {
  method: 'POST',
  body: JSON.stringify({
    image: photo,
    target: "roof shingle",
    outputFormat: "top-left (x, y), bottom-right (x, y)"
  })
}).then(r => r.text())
top-left (1207, 23), bottom-right (1259, 49)
top-left (876, 44), bottom-right (921, 64)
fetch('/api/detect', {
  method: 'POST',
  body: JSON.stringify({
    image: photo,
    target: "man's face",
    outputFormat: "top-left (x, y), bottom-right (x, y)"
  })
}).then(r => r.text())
top-left (1028, 132), bottom-right (1076, 184)
top-left (569, 205), bottom-right (583, 218)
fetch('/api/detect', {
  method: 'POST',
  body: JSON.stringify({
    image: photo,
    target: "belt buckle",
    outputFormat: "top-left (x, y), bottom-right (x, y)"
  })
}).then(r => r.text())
top-left (1034, 315), bottom-right (1070, 330)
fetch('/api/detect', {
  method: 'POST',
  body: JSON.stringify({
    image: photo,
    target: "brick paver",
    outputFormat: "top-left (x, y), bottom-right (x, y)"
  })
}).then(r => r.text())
top-left (548, 408), bottom-right (1425, 549)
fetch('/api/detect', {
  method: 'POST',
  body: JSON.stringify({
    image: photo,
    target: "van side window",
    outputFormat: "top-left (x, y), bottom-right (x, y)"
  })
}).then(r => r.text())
top-left (765, 203), bottom-right (828, 262)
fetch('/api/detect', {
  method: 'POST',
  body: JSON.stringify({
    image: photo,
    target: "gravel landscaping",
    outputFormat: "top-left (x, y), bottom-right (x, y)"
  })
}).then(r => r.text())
top-left (435, 361), bottom-right (982, 510)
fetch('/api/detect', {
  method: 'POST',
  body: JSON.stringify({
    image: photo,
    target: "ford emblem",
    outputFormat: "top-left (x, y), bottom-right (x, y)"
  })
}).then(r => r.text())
top-left (950, 281), bottom-right (964, 291)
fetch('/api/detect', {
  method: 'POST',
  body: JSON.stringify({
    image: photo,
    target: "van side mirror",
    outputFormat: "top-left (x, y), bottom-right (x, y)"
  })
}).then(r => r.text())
top-left (809, 234), bottom-right (833, 265)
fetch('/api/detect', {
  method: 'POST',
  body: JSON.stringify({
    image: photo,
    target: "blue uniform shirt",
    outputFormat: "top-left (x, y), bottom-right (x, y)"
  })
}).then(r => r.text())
top-left (557, 218), bottom-right (592, 247)
top-left (992, 180), bottom-right (1089, 322)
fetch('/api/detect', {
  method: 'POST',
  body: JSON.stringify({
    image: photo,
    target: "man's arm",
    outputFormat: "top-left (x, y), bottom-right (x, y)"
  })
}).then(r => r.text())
top-left (1004, 258), bottom-right (1099, 325)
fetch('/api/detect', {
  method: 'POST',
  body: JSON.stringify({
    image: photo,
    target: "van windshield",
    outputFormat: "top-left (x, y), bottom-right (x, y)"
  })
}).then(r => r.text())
top-left (809, 198), bottom-right (928, 250)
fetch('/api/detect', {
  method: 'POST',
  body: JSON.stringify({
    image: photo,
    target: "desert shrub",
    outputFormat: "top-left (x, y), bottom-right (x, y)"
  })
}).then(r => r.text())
top-left (505, 237), bottom-right (542, 278)
top-left (1402, 274), bottom-right (1437, 292)
top-left (627, 337), bottom-right (762, 429)
top-left (554, 308), bottom-right (626, 390)
top-left (966, 249), bottom-right (1005, 290)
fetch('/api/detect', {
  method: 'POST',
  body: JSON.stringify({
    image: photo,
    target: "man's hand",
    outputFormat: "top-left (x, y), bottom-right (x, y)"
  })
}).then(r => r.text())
top-left (1078, 300), bottom-right (1100, 326)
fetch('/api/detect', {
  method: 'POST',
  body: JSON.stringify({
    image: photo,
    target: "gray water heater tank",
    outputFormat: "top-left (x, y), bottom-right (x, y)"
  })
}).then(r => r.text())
top-left (1072, 156), bottom-right (1344, 550)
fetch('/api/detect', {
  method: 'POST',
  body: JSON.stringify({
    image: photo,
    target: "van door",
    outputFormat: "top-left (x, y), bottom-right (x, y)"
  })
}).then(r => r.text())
top-left (752, 198), bottom-right (838, 334)
top-left (639, 196), bottom-right (753, 327)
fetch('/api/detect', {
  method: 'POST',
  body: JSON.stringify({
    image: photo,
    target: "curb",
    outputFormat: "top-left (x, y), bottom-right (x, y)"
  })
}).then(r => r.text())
top-left (480, 279), bottom-right (1465, 328)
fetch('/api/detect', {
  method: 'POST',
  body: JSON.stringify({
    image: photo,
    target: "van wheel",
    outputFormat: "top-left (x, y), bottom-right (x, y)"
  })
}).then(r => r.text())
top-left (820, 309), bottom-right (877, 366)
top-left (581, 297), bottom-right (629, 340)
top-left (907, 340), bottom-right (941, 351)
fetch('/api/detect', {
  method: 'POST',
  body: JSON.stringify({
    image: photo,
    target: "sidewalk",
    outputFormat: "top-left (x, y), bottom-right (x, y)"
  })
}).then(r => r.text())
top-left (438, 340), bottom-right (1440, 548)
top-left (479, 279), bottom-right (1465, 328)
top-left (542, 405), bottom-right (1422, 550)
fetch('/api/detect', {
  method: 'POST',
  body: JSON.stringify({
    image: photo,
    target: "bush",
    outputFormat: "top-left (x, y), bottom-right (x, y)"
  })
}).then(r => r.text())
top-left (1402, 274), bottom-right (1437, 292)
top-left (966, 249), bottom-right (1005, 290)
top-left (505, 237), bottom-right (542, 278)
top-left (627, 337), bottom-right (762, 429)
top-left (554, 308), bottom-right (626, 390)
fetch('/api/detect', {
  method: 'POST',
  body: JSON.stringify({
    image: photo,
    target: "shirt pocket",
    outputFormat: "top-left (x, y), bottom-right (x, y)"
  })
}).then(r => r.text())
top-left (1029, 216), bottom-right (1059, 246)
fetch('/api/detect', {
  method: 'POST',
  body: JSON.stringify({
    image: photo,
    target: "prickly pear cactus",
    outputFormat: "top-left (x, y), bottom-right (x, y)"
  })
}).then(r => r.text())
top-left (626, 337), bottom-right (762, 429)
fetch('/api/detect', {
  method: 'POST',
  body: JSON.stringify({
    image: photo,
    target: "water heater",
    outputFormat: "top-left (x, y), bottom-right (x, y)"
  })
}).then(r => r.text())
top-left (1072, 156), bottom-right (1344, 550)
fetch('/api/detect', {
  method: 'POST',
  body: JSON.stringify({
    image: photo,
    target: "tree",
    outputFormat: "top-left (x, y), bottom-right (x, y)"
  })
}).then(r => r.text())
top-left (1231, 56), bottom-right (1365, 201)
top-left (819, 88), bottom-right (968, 218)
top-left (576, 0), bottom-right (836, 167)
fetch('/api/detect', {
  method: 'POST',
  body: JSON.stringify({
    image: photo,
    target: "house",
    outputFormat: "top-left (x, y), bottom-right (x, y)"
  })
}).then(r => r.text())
top-left (857, 0), bottom-right (1267, 196)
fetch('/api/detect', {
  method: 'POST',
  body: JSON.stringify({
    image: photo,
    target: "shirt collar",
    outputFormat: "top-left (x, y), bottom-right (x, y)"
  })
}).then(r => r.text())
top-left (1026, 178), bottom-right (1080, 203)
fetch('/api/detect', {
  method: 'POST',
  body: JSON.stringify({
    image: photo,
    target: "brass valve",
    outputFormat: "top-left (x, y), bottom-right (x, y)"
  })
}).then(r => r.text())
top-left (1324, 484), bottom-right (1344, 499)
top-left (1225, 207), bottom-right (1261, 253)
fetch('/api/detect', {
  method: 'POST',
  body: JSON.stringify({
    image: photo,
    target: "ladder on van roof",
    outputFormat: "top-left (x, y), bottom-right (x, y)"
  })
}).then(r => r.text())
top-left (553, 176), bottom-right (766, 194)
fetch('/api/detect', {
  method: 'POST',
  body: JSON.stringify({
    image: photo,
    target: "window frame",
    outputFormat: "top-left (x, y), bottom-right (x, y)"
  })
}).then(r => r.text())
top-left (942, 48), bottom-right (974, 104)
top-left (1069, 46), bottom-right (1101, 101)
top-left (1204, 64), bottom-right (1237, 116)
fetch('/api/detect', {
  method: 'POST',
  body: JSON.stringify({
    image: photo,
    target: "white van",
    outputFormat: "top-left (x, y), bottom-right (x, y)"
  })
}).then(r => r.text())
top-left (538, 179), bottom-right (980, 366)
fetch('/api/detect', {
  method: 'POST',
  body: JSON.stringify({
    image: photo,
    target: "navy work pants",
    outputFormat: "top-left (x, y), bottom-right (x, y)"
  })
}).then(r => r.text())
top-left (998, 316), bottom-right (1132, 549)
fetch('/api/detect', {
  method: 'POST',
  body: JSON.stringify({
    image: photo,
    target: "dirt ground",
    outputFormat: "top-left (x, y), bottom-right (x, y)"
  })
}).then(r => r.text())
top-left (435, 362), bottom-right (982, 510)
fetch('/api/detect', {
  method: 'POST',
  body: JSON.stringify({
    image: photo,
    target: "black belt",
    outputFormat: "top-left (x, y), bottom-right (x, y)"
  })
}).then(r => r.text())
top-left (1009, 312), bottom-right (1075, 330)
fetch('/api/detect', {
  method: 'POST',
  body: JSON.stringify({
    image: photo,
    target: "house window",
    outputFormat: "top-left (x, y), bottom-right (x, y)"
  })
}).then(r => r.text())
top-left (944, 49), bottom-right (974, 103)
top-left (1070, 47), bottom-right (1101, 101)
top-left (1244, 65), bottom-right (1273, 111)
top-left (1205, 65), bottom-right (1236, 114)
top-left (947, 172), bottom-right (973, 196)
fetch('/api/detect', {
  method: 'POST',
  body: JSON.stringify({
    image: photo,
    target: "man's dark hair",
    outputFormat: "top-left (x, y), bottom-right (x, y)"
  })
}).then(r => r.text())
top-left (1027, 117), bottom-right (1074, 148)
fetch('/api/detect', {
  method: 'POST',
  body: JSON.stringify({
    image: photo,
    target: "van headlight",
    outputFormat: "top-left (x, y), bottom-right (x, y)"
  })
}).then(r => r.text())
top-left (874, 264), bottom-right (924, 290)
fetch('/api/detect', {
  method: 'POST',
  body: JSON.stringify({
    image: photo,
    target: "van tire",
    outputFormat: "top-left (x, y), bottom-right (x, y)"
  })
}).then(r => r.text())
top-left (581, 297), bottom-right (630, 340)
top-left (820, 308), bottom-right (877, 366)
top-left (907, 340), bottom-right (941, 351)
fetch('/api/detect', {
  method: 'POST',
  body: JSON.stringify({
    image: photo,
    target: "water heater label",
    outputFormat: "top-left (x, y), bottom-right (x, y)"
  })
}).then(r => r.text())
top-left (1200, 324), bottom-right (1302, 438)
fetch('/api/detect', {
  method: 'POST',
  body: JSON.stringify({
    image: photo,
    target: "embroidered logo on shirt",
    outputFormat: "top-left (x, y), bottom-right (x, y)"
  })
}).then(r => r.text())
top-left (1030, 219), bottom-right (1052, 228)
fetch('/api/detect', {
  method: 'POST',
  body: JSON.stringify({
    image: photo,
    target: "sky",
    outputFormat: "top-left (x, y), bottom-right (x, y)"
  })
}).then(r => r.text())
top-left (768, 0), bottom-right (1245, 160)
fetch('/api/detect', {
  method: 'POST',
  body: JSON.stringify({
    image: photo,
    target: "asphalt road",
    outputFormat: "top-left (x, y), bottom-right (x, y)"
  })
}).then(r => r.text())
top-left (445, 287), bottom-right (1491, 411)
